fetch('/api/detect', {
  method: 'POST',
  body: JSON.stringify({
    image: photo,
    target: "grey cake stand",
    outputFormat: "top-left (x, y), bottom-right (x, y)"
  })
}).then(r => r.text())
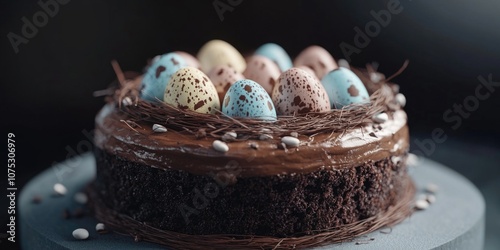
top-left (20, 153), bottom-right (485, 249)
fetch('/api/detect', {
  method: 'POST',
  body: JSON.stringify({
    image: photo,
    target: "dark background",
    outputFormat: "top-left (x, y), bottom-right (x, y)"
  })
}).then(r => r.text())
top-left (1, 0), bottom-right (499, 249)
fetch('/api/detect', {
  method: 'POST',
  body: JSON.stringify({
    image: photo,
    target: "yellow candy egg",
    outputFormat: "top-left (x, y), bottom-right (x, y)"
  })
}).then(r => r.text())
top-left (197, 40), bottom-right (246, 73)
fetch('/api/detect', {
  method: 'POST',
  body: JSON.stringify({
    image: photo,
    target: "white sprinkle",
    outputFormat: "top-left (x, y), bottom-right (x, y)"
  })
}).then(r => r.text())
top-left (406, 153), bottom-right (419, 167)
top-left (260, 128), bottom-right (272, 133)
top-left (259, 134), bottom-right (273, 140)
top-left (338, 59), bottom-right (350, 69)
top-left (425, 183), bottom-right (439, 194)
top-left (249, 142), bottom-right (259, 149)
top-left (426, 194), bottom-right (436, 204)
top-left (95, 223), bottom-right (106, 232)
top-left (72, 228), bottom-right (89, 240)
top-left (281, 136), bottom-right (300, 147)
top-left (391, 156), bottom-right (402, 165)
top-left (290, 132), bottom-right (299, 138)
top-left (373, 113), bottom-right (389, 123)
top-left (222, 131), bottom-right (237, 142)
top-left (74, 192), bottom-right (88, 204)
top-left (212, 140), bottom-right (229, 153)
top-left (415, 199), bottom-right (430, 210)
top-left (152, 124), bottom-right (167, 133)
top-left (226, 131), bottom-right (237, 138)
top-left (122, 97), bottom-right (133, 106)
top-left (395, 93), bottom-right (406, 107)
top-left (54, 183), bottom-right (67, 196)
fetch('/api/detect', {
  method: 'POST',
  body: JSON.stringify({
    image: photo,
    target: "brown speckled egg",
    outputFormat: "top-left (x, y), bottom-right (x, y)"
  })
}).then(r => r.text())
top-left (243, 55), bottom-right (281, 95)
top-left (272, 68), bottom-right (331, 115)
top-left (207, 65), bottom-right (244, 105)
top-left (293, 45), bottom-right (338, 79)
top-left (175, 51), bottom-right (201, 69)
top-left (164, 67), bottom-right (220, 114)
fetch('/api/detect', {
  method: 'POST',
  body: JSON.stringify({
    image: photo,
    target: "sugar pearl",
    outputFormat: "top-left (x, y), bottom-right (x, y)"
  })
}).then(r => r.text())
top-left (281, 136), bottom-right (300, 147)
top-left (395, 93), bottom-right (406, 107)
top-left (415, 199), bottom-right (429, 210)
top-left (152, 124), bottom-right (167, 133)
top-left (222, 132), bottom-right (237, 142)
top-left (122, 97), bottom-right (133, 106)
top-left (213, 140), bottom-right (229, 153)
top-left (259, 134), bottom-right (273, 140)
top-left (426, 194), bottom-right (436, 204)
top-left (53, 183), bottom-right (67, 196)
top-left (74, 192), bottom-right (88, 204)
top-left (96, 223), bottom-right (106, 232)
top-left (72, 228), bottom-right (89, 240)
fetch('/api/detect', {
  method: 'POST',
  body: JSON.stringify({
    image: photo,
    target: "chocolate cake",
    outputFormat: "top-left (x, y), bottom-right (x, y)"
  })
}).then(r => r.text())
top-left (89, 41), bottom-right (414, 249)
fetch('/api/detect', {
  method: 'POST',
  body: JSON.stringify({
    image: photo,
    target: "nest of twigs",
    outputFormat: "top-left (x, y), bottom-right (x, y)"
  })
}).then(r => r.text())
top-left (104, 60), bottom-right (406, 139)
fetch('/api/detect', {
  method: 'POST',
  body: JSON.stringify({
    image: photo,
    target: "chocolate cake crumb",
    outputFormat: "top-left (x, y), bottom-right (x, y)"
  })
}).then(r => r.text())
top-left (92, 148), bottom-right (409, 237)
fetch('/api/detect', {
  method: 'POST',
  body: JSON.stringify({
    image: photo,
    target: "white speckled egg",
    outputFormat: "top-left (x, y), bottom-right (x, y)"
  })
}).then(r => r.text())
top-left (197, 40), bottom-right (246, 73)
top-left (175, 51), bottom-right (201, 69)
top-left (222, 79), bottom-right (277, 121)
top-left (243, 55), bottom-right (281, 94)
top-left (321, 67), bottom-right (370, 109)
top-left (272, 68), bottom-right (331, 115)
top-left (254, 43), bottom-right (293, 71)
top-left (294, 45), bottom-right (338, 79)
top-left (141, 53), bottom-right (187, 101)
top-left (164, 67), bottom-right (220, 114)
top-left (207, 65), bottom-right (244, 104)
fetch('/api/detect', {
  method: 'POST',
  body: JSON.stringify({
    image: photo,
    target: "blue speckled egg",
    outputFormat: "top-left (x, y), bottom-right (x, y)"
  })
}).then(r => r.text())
top-left (141, 53), bottom-right (186, 101)
top-left (254, 43), bottom-right (293, 72)
top-left (222, 79), bottom-right (277, 121)
top-left (321, 68), bottom-right (370, 109)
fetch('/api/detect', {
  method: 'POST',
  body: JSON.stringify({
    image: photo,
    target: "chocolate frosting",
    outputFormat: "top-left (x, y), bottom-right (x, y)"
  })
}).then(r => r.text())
top-left (95, 104), bottom-right (409, 177)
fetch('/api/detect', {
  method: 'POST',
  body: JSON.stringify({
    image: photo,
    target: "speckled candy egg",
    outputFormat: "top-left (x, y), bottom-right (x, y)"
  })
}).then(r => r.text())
top-left (254, 43), bottom-right (293, 72)
top-left (207, 65), bottom-right (244, 105)
top-left (294, 45), bottom-right (338, 79)
top-left (272, 68), bottom-right (331, 115)
top-left (164, 67), bottom-right (220, 114)
top-left (141, 53), bottom-right (186, 101)
top-left (222, 79), bottom-right (277, 121)
top-left (197, 40), bottom-right (246, 73)
top-left (321, 67), bottom-right (370, 109)
top-left (175, 51), bottom-right (201, 69)
top-left (243, 55), bottom-right (281, 94)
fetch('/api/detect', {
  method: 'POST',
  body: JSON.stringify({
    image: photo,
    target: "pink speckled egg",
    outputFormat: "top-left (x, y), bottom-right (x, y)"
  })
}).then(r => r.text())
top-left (293, 45), bottom-right (338, 79)
top-left (207, 65), bottom-right (244, 105)
top-left (164, 67), bottom-right (220, 114)
top-left (175, 51), bottom-right (201, 69)
top-left (243, 55), bottom-right (281, 95)
top-left (272, 68), bottom-right (331, 115)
